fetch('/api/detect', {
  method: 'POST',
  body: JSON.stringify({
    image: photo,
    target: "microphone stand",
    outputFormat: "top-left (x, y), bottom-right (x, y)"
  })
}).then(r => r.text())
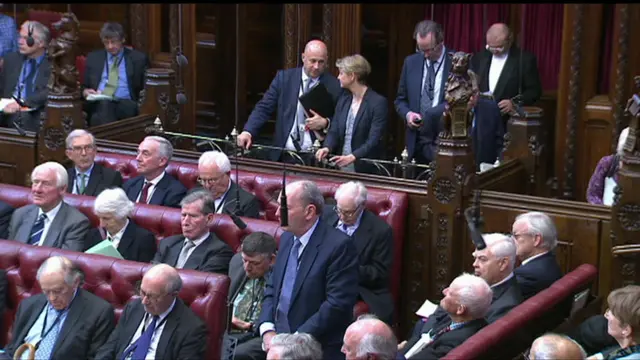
top-left (464, 190), bottom-right (486, 250)
top-left (12, 85), bottom-right (27, 136)
top-left (279, 147), bottom-right (289, 228)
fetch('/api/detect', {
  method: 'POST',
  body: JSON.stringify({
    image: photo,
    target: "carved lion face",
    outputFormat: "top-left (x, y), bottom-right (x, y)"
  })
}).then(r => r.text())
top-left (451, 52), bottom-right (472, 75)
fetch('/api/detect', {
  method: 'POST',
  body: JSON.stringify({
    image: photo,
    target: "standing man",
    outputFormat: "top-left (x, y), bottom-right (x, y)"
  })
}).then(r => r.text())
top-left (259, 180), bottom-right (359, 360)
top-left (395, 20), bottom-right (451, 165)
top-left (237, 40), bottom-right (342, 162)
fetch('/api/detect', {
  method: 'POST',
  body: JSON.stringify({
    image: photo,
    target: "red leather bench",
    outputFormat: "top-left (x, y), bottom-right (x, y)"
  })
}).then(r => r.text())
top-left (442, 263), bottom-right (599, 360)
top-left (0, 239), bottom-right (229, 360)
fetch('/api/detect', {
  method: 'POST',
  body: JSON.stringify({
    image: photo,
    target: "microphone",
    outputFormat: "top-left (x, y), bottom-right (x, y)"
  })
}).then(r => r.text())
top-left (176, 53), bottom-right (189, 67)
top-left (464, 190), bottom-right (486, 250)
top-left (176, 91), bottom-right (187, 105)
top-left (224, 208), bottom-right (247, 230)
top-left (12, 86), bottom-right (27, 136)
top-left (174, 4), bottom-right (188, 104)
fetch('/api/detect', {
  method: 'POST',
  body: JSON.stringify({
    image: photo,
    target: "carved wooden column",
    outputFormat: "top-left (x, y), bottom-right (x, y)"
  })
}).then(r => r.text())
top-left (322, 4), bottom-right (361, 74)
top-left (139, 69), bottom-right (180, 136)
top-left (128, 4), bottom-right (149, 53)
top-left (283, 4), bottom-right (312, 69)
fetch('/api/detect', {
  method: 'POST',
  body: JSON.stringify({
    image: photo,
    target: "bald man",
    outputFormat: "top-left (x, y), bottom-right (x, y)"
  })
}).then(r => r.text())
top-left (529, 333), bottom-right (587, 360)
top-left (238, 39), bottom-right (342, 162)
top-left (342, 314), bottom-right (398, 360)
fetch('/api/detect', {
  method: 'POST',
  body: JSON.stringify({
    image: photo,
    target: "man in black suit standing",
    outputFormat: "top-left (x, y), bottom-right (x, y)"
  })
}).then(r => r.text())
top-left (86, 187), bottom-right (157, 262)
top-left (95, 263), bottom-right (208, 360)
top-left (4, 256), bottom-right (115, 359)
top-left (0, 20), bottom-right (51, 132)
top-left (65, 129), bottom-right (123, 197)
top-left (82, 22), bottom-right (150, 126)
top-left (152, 189), bottom-right (234, 274)
top-left (0, 200), bottom-right (14, 239)
top-left (123, 136), bottom-right (187, 208)
top-left (323, 181), bottom-right (394, 325)
top-left (197, 150), bottom-right (261, 219)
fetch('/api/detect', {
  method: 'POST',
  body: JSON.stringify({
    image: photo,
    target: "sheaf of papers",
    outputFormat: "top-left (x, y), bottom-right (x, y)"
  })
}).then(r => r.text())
top-left (85, 239), bottom-right (124, 260)
top-left (415, 299), bottom-right (439, 318)
top-left (87, 93), bottom-right (114, 102)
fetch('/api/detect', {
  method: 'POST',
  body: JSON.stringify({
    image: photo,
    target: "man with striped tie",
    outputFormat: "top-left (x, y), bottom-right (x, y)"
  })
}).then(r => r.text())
top-left (8, 162), bottom-right (89, 252)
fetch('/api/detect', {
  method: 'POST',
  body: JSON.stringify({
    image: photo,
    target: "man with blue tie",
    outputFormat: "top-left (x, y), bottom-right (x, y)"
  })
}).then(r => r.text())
top-left (259, 180), bottom-right (359, 360)
top-left (82, 22), bottom-right (150, 126)
top-left (3, 256), bottom-right (115, 359)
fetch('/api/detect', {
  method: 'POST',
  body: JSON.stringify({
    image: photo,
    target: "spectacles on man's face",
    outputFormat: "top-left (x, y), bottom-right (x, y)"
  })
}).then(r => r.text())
top-left (138, 288), bottom-right (170, 303)
top-left (510, 232), bottom-right (532, 240)
top-left (335, 204), bottom-right (363, 218)
top-left (197, 174), bottom-right (226, 186)
top-left (68, 145), bottom-right (96, 154)
top-left (416, 42), bottom-right (442, 54)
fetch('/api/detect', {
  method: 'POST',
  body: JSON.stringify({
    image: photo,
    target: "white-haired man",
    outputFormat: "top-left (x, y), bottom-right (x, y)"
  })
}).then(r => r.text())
top-left (511, 212), bottom-right (563, 300)
top-left (197, 150), bottom-right (260, 218)
top-left (65, 129), bottom-right (123, 196)
top-left (9, 162), bottom-right (89, 251)
top-left (84, 187), bottom-right (157, 262)
top-left (342, 314), bottom-right (398, 360)
top-left (123, 136), bottom-right (187, 208)
top-left (401, 273), bottom-right (492, 359)
top-left (324, 181), bottom-right (394, 324)
top-left (530, 333), bottom-right (586, 360)
top-left (267, 333), bottom-right (323, 360)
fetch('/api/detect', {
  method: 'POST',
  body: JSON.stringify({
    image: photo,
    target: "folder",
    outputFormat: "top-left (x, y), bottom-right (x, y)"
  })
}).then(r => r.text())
top-left (85, 239), bottom-right (124, 260)
top-left (415, 299), bottom-right (439, 318)
top-left (299, 83), bottom-right (335, 119)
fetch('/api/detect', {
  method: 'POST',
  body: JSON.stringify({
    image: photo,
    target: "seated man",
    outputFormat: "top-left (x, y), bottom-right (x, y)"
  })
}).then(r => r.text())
top-left (65, 129), bottom-right (123, 196)
top-left (0, 20), bottom-right (51, 132)
top-left (82, 22), bottom-right (149, 126)
top-left (227, 232), bottom-right (277, 360)
top-left (85, 187), bottom-right (157, 263)
top-left (123, 135), bottom-right (187, 208)
top-left (342, 314), bottom-right (398, 360)
top-left (400, 273), bottom-right (492, 359)
top-left (529, 333), bottom-right (587, 360)
top-left (4, 256), bottom-right (115, 359)
top-left (267, 333), bottom-right (323, 360)
top-left (0, 199), bottom-right (14, 239)
top-left (567, 315), bottom-right (617, 357)
top-left (197, 150), bottom-right (261, 219)
top-left (9, 162), bottom-right (89, 251)
top-left (95, 264), bottom-right (208, 360)
top-left (323, 181), bottom-right (394, 324)
top-left (152, 189), bottom-right (234, 274)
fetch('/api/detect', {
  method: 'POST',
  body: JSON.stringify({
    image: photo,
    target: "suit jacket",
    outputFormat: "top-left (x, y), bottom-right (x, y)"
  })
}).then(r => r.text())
top-left (123, 173), bottom-right (187, 209)
top-left (258, 218), bottom-right (359, 359)
top-left (82, 47), bottom-right (150, 102)
top-left (514, 251), bottom-right (563, 300)
top-left (0, 199), bottom-right (14, 239)
top-left (0, 269), bottom-right (6, 345)
top-left (9, 202), bottom-right (89, 252)
top-left (94, 298), bottom-right (207, 360)
top-left (486, 275), bottom-right (523, 323)
top-left (324, 88), bottom-right (388, 174)
top-left (394, 50), bottom-right (452, 161)
top-left (67, 163), bottom-right (124, 197)
top-left (5, 289), bottom-right (115, 360)
top-left (193, 181), bottom-right (261, 219)
top-left (0, 51), bottom-right (51, 132)
top-left (84, 220), bottom-right (157, 263)
top-left (244, 67), bottom-right (342, 161)
top-left (152, 233), bottom-right (234, 275)
top-left (323, 207), bottom-right (394, 324)
top-left (567, 315), bottom-right (617, 356)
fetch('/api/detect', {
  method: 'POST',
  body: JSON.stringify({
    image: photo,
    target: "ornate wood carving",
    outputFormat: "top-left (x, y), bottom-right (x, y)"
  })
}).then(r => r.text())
top-left (322, 4), bottom-right (332, 52)
top-left (129, 4), bottom-right (148, 52)
top-left (611, 4), bottom-right (630, 151)
top-left (324, 4), bottom-right (361, 72)
top-left (562, 4), bottom-right (584, 200)
top-left (283, 4), bottom-right (312, 69)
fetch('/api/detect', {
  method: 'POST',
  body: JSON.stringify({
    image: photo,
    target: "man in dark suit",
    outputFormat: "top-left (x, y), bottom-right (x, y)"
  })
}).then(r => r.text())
top-left (4, 256), bottom-right (115, 360)
top-left (197, 150), bottom-right (261, 219)
top-left (9, 162), bottom-right (90, 252)
top-left (85, 187), bottom-right (157, 262)
top-left (152, 189), bottom-right (234, 274)
top-left (95, 264), bottom-right (208, 360)
top-left (82, 22), bottom-right (150, 126)
top-left (0, 200), bottom-right (14, 239)
top-left (237, 40), bottom-right (342, 162)
top-left (0, 20), bottom-right (51, 132)
top-left (323, 181), bottom-right (394, 324)
top-left (259, 180), bottom-right (359, 360)
top-left (123, 136), bottom-right (187, 208)
top-left (65, 129), bottom-right (123, 197)
top-left (226, 232), bottom-right (277, 360)
top-left (395, 20), bottom-right (452, 165)
top-left (400, 273), bottom-right (492, 359)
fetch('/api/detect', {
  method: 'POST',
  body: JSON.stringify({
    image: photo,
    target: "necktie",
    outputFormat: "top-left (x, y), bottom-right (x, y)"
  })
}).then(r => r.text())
top-left (138, 181), bottom-right (152, 204)
top-left (275, 237), bottom-right (302, 333)
top-left (294, 78), bottom-right (313, 144)
top-left (34, 307), bottom-right (63, 360)
top-left (339, 223), bottom-right (349, 235)
top-left (28, 213), bottom-right (47, 245)
top-left (102, 56), bottom-right (120, 97)
top-left (420, 60), bottom-right (437, 116)
top-left (106, 233), bottom-right (113, 242)
top-left (77, 173), bottom-right (87, 194)
top-left (130, 315), bottom-right (159, 360)
top-left (176, 240), bottom-right (196, 269)
top-left (24, 59), bottom-right (37, 99)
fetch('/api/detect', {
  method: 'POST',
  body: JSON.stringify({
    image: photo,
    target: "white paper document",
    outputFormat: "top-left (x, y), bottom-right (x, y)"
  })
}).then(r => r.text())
top-left (87, 93), bottom-right (114, 102)
top-left (0, 98), bottom-right (35, 112)
top-left (415, 299), bottom-right (439, 318)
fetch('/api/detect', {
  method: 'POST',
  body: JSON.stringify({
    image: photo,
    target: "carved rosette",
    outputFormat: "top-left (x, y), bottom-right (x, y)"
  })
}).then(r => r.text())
top-left (620, 255), bottom-right (637, 286)
top-left (435, 213), bottom-right (448, 285)
top-left (61, 115), bottom-right (73, 134)
top-left (158, 92), bottom-right (169, 111)
top-left (433, 177), bottom-right (455, 204)
top-left (617, 203), bottom-right (640, 231)
top-left (43, 128), bottom-right (66, 150)
top-left (454, 164), bottom-right (466, 186)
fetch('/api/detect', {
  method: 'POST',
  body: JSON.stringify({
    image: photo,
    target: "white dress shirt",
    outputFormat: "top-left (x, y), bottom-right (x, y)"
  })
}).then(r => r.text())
top-left (71, 163), bottom-right (95, 195)
top-left (421, 47), bottom-right (447, 107)
top-left (488, 53), bottom-right (509, 94)
top-left (521, 251), bottom-right (549, 266)
top-left (178, 232), bottom-right (210, 268)
top-left (214, 181), bottom-right (232, 214)
top-left (135, 172), bottom-right (166, 203)
top-left (127, 299), bottom-right (176, 360)
top-left (37, 201), bottom-right (63, 247)
top-left (106, 219), bottom-right (129, 249)
top-left (285, 71), bottom-right (318, 151)
top-left (490, 272), bottom-right (514, 288)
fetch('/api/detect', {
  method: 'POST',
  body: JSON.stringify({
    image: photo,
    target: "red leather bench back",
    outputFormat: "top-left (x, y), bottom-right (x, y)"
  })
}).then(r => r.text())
top-left (0, 239), bottom-right (229, 360)
top-left (442, 263), bottom-right (599, 360)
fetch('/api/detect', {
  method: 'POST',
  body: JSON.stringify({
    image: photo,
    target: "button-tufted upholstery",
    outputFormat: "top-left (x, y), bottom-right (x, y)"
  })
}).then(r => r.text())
top-left (0, 239), bottom-right (229, 360)
top-left (442, 263), bottom-right (598, 360)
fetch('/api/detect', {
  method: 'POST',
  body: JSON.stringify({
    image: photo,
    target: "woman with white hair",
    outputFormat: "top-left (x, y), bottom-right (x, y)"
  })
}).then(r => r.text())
top-left (84, 187), bottom-right (157, 262)
top-left (587, 127), bottom-right (629, 206)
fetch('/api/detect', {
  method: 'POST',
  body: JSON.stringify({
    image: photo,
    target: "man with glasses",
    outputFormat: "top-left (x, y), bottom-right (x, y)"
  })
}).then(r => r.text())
top-left (197, 150), bottom-right (261, 219)
top-left (395, 20), bottom-right (452, 165)
top-left (152, 189), bottom-right (234, 274)
top-left (95, 263), bottom-right (208, 360)
top-left (82, 22), bottom-right (150, 126)
top-left (65, 129), bottom-right (123, 196)
top-left (323, 181), bottom-right (394, 325)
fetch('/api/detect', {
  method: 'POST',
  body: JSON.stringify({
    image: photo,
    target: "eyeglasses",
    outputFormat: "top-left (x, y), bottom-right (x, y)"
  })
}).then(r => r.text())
top-left (416, 42), bottom-right (442, 54)
top-left (68, 145), bottom-right (95, 153)
top-left (335, 204), bottom-right (362, 218)
top-left (138, 288), bottom-right (168, 302)
top-left (197, 175), bottom-right (225, 186)
top-left (510, 232), bottom-right (531, 240)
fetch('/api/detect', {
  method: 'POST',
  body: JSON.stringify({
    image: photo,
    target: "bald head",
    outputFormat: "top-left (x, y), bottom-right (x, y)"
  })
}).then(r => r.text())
top-left (141, 264), bottom-right (182, 315)
top-left (530, 334), bottom-right (586, 360)
top-left (302, 40), bottom-right (328, 79)
top-left (486, 23), bottom-right (512, 55)
top-left (342, 315), bottom-right (397, 360)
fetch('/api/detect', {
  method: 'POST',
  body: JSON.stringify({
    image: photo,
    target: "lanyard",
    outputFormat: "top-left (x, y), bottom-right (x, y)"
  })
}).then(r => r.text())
top-left (35, 308), bottom-right (66, 349)
top-left (214, 190), bottom-right (230, 214)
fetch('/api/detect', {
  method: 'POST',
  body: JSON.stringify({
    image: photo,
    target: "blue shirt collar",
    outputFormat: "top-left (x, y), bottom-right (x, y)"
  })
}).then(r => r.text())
top-left (108, 49), bottom-right (124, 63)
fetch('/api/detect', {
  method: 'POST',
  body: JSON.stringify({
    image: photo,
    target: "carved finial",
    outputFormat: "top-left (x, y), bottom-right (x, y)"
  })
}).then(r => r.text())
top-left (393, 157), bottom-right (399, 164)
top-left (230, 127), bottom-right (238, 137)
top-left (154, 116), bottom-right (164, 132)
top-left (411, 159), bottom-right (416, 165)
top-left (312, 139), bottom-right (321, 152)
top-left (401, 147), bottom-right (409, 163)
